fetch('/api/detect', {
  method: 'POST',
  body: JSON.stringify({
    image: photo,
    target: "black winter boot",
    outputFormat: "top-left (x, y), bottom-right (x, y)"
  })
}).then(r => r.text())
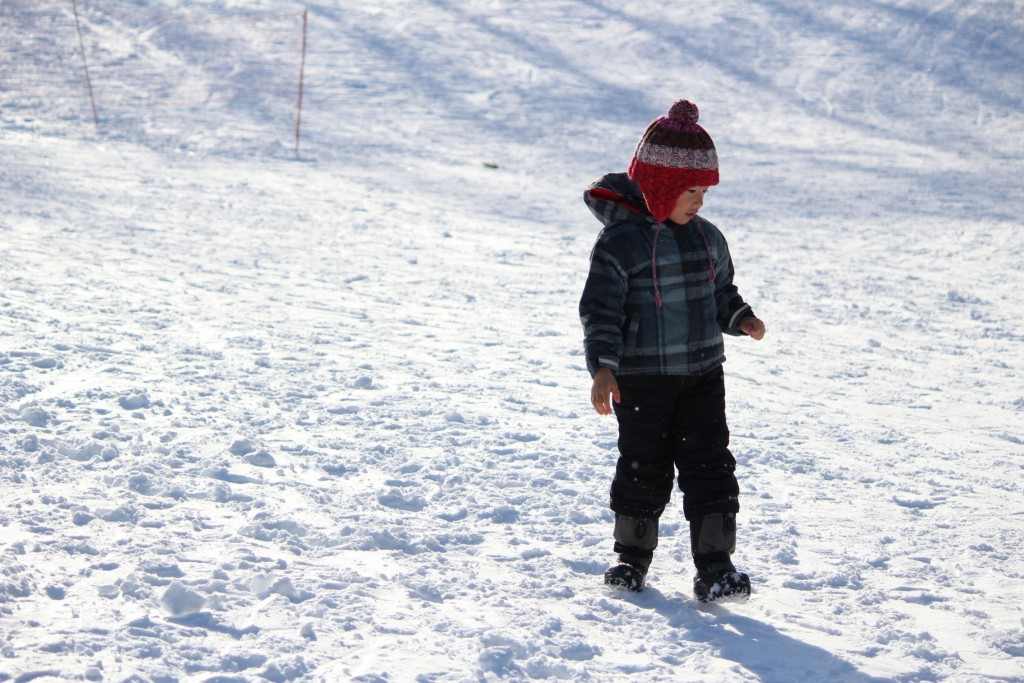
top-left (690, 513), bottom-right (750, 603)
top-left (604, 515), bottom-right (658, 592)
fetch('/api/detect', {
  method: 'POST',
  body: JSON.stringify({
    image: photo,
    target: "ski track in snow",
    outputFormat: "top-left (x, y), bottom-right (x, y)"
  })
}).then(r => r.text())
top-left (2, 1), bottom-right (1023, 681)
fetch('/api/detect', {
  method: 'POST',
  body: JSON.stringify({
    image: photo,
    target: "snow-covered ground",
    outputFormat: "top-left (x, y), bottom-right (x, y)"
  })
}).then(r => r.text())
top-left (2, 1), bottom-right (1023, 681)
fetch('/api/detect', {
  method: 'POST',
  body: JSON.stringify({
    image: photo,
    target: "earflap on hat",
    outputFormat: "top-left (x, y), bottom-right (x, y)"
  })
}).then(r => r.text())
top-left (628, 100), bottom-right (719, 222)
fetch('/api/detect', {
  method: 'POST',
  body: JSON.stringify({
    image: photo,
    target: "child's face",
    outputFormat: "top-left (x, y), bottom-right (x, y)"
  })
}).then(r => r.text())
top-left (668, 186), bottom-right (709, 224)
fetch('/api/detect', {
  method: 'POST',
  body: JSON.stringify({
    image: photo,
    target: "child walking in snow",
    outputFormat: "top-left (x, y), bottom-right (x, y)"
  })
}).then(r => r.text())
top-left (579, 100), bottom-right (766, 601)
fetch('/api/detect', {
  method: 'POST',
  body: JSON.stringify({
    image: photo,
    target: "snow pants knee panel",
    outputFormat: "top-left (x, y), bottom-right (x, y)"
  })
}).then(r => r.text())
top-left (610, 368), bottom-right (740, 520)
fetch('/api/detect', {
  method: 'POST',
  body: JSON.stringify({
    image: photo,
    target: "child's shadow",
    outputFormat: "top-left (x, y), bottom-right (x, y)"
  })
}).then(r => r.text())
top-left (634, 587), bottom-right (891, 683)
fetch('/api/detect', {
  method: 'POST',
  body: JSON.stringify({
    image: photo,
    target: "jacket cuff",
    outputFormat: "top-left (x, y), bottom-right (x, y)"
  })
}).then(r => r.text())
top-left (726, 304), bottom-right (753, 335)
top-left (587, 354), bottom-right (620, 377)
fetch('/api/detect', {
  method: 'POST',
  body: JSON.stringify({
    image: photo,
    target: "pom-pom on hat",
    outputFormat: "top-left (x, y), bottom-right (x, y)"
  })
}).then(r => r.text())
top-left (627, 100), bottom-right (719, 222)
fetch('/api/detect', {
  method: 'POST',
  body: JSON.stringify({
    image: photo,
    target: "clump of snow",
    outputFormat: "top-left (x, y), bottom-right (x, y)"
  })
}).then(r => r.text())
top-left (118, 391), bottom-right (151, 411)
top-left (160, 581), bottom-right (206, 616)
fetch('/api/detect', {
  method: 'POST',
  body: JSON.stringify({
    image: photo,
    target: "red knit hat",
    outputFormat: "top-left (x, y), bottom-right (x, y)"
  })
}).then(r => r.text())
top-left (627, 100), bottom-right (719, 222)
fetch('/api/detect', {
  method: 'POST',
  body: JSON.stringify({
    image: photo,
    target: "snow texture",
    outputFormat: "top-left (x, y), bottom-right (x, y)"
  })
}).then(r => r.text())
top-left (1, 0), bottom-right (1023, 681)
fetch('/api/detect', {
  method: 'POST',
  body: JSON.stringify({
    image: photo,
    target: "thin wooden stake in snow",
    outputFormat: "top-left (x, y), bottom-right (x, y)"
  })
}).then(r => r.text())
top-left (295, 8), bottom-right (308, 157)
top-left (70, 0), bottom-right (100, 131)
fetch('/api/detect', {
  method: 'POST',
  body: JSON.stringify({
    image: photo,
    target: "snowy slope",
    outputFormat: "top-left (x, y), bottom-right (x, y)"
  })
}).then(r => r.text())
top-left (2, 1), bottom-right (1023, 681)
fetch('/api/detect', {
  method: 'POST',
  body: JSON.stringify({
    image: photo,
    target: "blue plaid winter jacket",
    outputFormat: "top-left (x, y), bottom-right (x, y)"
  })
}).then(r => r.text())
top-left (579, 173), bottom-right (754, 377)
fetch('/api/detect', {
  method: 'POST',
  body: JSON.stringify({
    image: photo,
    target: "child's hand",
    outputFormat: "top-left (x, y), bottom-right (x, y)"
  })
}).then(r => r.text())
top-left (591, 368), bottom-right (620, 415)
top-left (739, 316), bottom-right (766, 340)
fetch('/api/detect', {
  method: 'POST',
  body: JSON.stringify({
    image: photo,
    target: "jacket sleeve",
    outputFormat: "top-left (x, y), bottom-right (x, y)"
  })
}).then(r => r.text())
top-left (713, 237), bottom-right (754, 336)
top-left (579, 236), bottom-right (628, 376)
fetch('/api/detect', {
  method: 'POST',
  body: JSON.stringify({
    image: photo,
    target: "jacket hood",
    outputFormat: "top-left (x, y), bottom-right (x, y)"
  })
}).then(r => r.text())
top-left (583, 172), bottom-right (655, 229)
top-left (583, 172), bottom-right (719, 309)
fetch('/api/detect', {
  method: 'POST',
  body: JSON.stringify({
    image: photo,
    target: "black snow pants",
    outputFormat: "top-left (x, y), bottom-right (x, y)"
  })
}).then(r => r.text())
top-left (610, 366), bottom-right (739, 521)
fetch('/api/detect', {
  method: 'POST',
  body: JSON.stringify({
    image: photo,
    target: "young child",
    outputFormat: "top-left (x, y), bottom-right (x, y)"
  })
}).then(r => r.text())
top-left (579, 99), bottom-right (766, 601)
